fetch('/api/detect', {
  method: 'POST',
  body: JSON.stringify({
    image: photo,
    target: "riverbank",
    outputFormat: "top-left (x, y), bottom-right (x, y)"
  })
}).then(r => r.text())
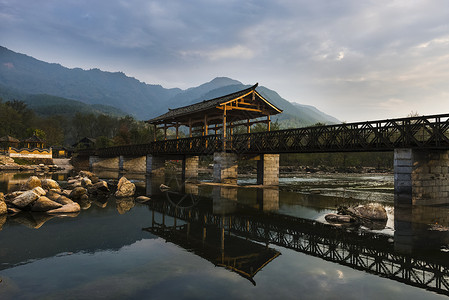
top-left (0, 154), bottom-right (62, 172)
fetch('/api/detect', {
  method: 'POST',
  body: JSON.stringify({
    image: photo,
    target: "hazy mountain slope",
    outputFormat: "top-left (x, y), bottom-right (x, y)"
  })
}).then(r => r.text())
top-left (0, 84), bottom-right (126, 117)
top-left (0, 46), bottom-right (339, 126)
top-left (0, 46), bottom-right (180, 119)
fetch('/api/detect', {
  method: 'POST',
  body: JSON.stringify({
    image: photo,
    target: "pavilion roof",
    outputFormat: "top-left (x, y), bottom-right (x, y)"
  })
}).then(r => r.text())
top-left (24, 135), bottom-right (44, 143)
top-left (146, 83), bottom-right (283, 126)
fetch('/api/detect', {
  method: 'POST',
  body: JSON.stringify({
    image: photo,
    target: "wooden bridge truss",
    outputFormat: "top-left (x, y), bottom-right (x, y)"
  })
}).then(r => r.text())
top-left (92, 113), bottom-right (449, 157)
top-left (146, 199), bottom-right (449, 295)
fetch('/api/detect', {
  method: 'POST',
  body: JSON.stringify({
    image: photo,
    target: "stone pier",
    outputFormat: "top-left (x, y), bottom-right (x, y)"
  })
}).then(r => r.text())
top-left (90, 156), bottom-right (120, 170)
top-left (213, 152), bottom-right (238, 184)
top-left (146, 154), bottom-right (166, 177)
top-left (182, 156), bottom-right (199, 181)
top-left (395, 148), bottom-right (449, 205)
top-left (120, 156), bottom-right (147, 173)
top-left (257, 154), bottom-right (280, 186)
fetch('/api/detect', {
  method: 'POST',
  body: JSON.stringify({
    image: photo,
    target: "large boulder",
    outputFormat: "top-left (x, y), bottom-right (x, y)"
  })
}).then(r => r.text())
top-left (26, 176), bottom-right (41, 190)
top-left (32, 187), bottom-right (46, 197)
top-left (81, 177), bottom-right (92, 188)
top-left (31, 196), bottom-right (63, 212)
top-left (55, 195), bottom-right (75, 205)
top-left (46, 190), bottom-right (62, 202)
top-left (115, 177), bottom-right (135, 198)
top-left (69, 187), bottom-right (87, 200)
top-left (12, 190), bottom-right (40, 208)
top-left (351, 203), bottom-right (388, 221)
top-left (47, 202), bottom-right (81, 214)
top-left (325, 213), bottom-right (355, 224)
top-left (79, 171), bottom-right (99, 184)
top-left (88, 181), bottom-right (110, 194)
top-left (0, 200), bottom-right (7, 215)
top-left (41, 179), bottom-right (60, 191)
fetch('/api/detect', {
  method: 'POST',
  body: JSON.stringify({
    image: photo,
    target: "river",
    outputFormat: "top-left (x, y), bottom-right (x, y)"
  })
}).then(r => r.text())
top-left (1, 170), bottom-right (448, 299)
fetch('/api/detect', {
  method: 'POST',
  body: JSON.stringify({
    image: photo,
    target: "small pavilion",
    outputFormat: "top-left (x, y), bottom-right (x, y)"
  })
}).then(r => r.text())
top-left (146, 83), bottom-right (283, 146)
top-left (0, 135), bottom-right (20, 151)
top-left (24, 135), bottom-right (45, 149)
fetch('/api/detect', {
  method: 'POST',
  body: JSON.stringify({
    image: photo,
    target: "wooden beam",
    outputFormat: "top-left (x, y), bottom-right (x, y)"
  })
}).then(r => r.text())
top-left (223, 106), bottom-right (227, 149)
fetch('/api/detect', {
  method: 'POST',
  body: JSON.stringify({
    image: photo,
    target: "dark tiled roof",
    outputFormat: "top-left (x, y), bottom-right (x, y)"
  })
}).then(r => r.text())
top-left (147, 83), bottom-right (281, 124)
top-left (24, 135), bottom-right (44, 143)
top-left (0, 135), bottom-right (20, 143)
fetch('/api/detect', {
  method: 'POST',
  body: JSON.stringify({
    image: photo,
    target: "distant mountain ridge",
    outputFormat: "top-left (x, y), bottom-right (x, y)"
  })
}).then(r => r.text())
top-left (0, 46), bottom-right (339, 126)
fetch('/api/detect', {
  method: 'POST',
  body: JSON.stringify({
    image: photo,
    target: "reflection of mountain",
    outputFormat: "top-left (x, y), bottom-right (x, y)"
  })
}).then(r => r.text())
top-left (144, 220), bottom-right (280, 285)
top-left (0, 203), bottom-right (155, 271)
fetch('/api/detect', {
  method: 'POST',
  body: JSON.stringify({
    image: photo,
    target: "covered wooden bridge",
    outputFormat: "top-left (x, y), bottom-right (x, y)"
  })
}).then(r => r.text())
top-left (86, 83), bottom-right (449, 205)
top-left (147, 83), bottom-right (282, 149)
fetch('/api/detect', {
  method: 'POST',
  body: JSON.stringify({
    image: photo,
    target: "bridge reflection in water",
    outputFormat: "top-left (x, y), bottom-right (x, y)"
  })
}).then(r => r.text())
top-left (143, 184), bottom-right (449, 295)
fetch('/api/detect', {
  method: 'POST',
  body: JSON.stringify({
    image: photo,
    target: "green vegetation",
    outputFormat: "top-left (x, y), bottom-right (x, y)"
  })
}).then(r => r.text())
top-left (0, 99), bottom-right (154, 148)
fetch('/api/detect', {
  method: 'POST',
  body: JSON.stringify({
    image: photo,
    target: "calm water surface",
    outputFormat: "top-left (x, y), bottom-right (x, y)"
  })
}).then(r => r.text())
top-left (0, 171), bottom-right (448, 299)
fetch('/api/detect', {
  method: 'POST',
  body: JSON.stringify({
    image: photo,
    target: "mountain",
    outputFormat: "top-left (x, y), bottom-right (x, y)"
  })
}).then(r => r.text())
top-left (0, 46), bottom-right (180, 119)
top-left (0, 46), bottom-right (339, 126)
top-left (0, 84), bottom-right (126, 117)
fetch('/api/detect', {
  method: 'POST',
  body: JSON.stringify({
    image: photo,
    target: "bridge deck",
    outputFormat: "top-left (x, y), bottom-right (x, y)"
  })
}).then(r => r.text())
top-left (92, 113), bottom-right (449, 157)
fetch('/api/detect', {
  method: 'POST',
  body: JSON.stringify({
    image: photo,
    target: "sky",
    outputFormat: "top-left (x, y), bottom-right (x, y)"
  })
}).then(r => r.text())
top-left (1, 0), bottom-right (449, 122)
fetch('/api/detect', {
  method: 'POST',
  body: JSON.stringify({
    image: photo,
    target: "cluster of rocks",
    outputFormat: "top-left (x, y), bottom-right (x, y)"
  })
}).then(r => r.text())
top-left (0, 154), bottom-right (63, 172)
top-left (325, 203), bottom-right (389, 230)
top-left (0, 171), bottom-right (143, 225)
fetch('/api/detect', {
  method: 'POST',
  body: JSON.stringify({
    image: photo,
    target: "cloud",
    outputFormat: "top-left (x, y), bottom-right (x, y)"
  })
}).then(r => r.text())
top-left (1, 0), bottom-right (449, 121)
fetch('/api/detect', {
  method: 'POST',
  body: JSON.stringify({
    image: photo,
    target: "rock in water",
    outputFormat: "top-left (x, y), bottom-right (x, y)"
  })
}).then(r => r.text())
top-left (69, 187), bottom-right (87, 200)
top-left (325, 213), bottom-right (355, 224)
top-left (47, 202), bottom-right (81, 214)
top-left (136, 196), bottom-right (151, 203)
top-left (353, 203), bottom-right (388, 221)
top-left (26, 176), bottom-right (41, 190)
top-left (32, 187), bottom-right (46, 197)
top-left (31, 196), bottom-right (63, 212)
top-left (0, 192), bottom-right (6, 215)
top-left (115, 177), bottom-right (136, 198)
top-left (12, 190), bottom-right (40, 208)
top-left (55, 195), bottom-right (75, 205)
top-left (0, 200), bottom-right (7, 215)
top-left (88, 181), bottom-right (110, 195)
top-left (41, 179), bottom-right (60, 190)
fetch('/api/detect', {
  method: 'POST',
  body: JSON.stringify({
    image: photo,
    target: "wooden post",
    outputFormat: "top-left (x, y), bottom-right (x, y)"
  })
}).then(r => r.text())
top-left (247, 119), bottom-right (251, 134)
top-left (267, 115), bottom-right (271, 131)
top-left (189, 119), bottom-right (192, 138)
top-left (204, 115), bottom-right (208, 148)
top-left (176, 122), bottom-right (179, 151)
top-left (189, 118), bottom-right (192, 149)
top-left (153, 124), bottom-right (157, 142)
top-left (223, 106), bottom-right (227, 150)
top-left (164, 124), bottom-right (167, 140)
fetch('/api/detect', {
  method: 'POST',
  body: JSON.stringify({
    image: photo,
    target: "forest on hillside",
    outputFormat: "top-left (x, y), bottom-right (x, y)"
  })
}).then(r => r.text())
top-left (0, 99), bottom-right (154, 148)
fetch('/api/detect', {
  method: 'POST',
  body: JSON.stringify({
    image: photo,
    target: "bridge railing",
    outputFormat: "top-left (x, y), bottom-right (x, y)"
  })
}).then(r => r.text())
top-left (93, 113), bottom-right (449, 157)
top-left (229, 113), bottom-right (449, 154)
